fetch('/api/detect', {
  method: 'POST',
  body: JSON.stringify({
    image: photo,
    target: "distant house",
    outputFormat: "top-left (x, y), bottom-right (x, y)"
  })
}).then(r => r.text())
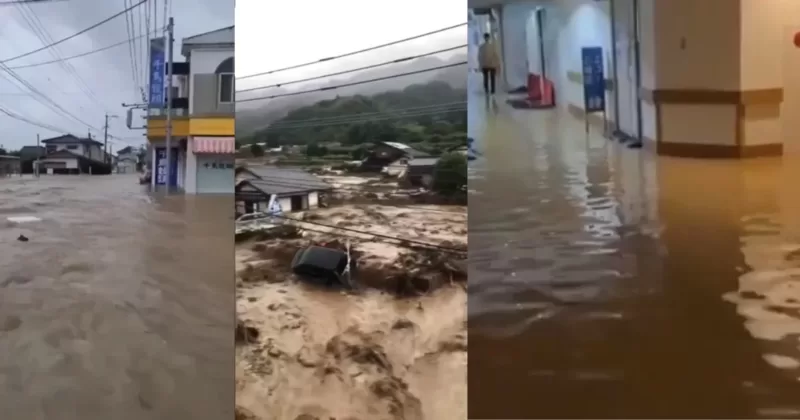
top-left (0, 155), bottom-right (20, 176)
top-left (116, 146), bottom-right (138, 174)
top-left (405, 157), bottom-right (440, 187)
top-left (235, 166), bottom-right (333, 216)
top-left (361, 141), bottom-right (431, 172)
top-left (18, 145), bottom-right (44, 174)
top-left (37, 134), bottom-right (110, 175)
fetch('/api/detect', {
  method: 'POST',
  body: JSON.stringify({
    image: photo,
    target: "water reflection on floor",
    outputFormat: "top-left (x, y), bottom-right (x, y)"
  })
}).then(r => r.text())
top-left (0, 175), bottom-right (234, 419)
top-left (468, 95), bottom-right (800, 419)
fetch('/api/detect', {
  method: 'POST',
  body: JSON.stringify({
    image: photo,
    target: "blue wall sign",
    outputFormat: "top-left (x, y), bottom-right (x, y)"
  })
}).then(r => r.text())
top-left (149, 37), bottom-right (166, 109)
top-left (154, 147), bottom-right (178, 186)
top-left (581, 47), bottom-right (606, 113)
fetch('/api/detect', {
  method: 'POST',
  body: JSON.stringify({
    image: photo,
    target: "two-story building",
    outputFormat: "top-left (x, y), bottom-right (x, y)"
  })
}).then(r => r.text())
top-left (115, 146), bottom-right (138, 174)
top-left (146, 26), bottom-right (235, 194)
top-left (36, 134), bottom-right (111, 175)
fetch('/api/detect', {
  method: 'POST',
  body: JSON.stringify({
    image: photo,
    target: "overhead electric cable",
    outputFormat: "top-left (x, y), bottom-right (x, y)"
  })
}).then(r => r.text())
top-left (237, 23), bottom-right (467, 80)
top-left (0, 0), bottom-right (147, 63)
top-left (239, 45), bottom-right (467, 93)
top-left (237, 62), bottom-right (467, 104)
top-left (7, 29), bottom-right (160, 70)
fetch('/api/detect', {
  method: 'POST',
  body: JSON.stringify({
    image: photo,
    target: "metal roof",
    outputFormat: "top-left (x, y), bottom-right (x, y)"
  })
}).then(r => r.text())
top-left (237, 166), bottom-right (332, 196)
top-left (40, 134), bottom-right (103, 146)
top-left (182, 26), bottom-right (234, 50)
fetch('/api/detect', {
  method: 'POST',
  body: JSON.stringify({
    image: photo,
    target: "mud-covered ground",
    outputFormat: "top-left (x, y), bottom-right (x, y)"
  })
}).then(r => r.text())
top-left (234, 204), bottom-right (467, 420)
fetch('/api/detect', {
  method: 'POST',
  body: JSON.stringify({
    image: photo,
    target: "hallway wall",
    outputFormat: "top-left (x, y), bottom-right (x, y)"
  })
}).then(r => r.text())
top-left (542, 0), bottom-right (612, 114)
top-left (501, 2), bottom-right (539, 90)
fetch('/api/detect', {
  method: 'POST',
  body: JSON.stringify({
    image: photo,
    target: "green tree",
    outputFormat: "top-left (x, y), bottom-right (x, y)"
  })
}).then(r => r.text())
top-left (306, 143), bottom-right (328, 157)
top-left (432, 153), bottom-right (467, 195)
top-left (250, 144), bottom-right (265, 157)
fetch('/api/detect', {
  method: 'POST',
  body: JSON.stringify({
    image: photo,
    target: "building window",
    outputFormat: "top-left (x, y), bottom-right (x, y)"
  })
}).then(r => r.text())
top-left (66, 145), bottom-right (78, 150)
top-left (219, 73), bottom-right (234, 103)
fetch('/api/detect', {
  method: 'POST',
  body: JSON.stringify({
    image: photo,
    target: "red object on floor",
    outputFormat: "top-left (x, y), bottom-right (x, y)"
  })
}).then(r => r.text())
top-left (526, 73), bottom-right (555, 106)
top-left (527, 73), bottom-right (542, 100)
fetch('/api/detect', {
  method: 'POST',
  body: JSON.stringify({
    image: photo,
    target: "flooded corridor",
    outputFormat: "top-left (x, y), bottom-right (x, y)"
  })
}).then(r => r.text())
top-left (468, 96), bottom-right (800, 418)
top-left (0, 175), bottom-right (234, 419)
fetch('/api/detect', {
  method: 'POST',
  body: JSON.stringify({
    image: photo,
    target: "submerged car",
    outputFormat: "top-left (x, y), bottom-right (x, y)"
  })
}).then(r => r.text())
top-left (291, 245), bottom-right (351, 287)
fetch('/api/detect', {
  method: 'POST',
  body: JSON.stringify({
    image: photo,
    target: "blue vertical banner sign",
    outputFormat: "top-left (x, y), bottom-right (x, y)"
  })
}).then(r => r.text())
top-left (149, 37), bottom-right (166, 109)
top-left (154, 147), bottom-right (178, 186)
top-left (581, 46), bottom-right (606, 115)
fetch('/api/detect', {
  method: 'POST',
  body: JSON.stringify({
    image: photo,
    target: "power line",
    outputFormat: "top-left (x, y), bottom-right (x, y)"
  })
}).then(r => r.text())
top-left (16, 3), bottom-right (114, 114)
top-left (272, 213), bottom-right (466, 254)
top-left (124, 0), bottom-right (140, 96)
top-left (0, 106), bottom-right (68, 133)
top-left (237, 62), bottom-right (467, 104)
top-left (236, 23), bottom-right (467, 80)
top-left (7, 28), bottom-right (160, 69)
top-left (0, 0), bottom-right (147, 63)
top-left (239, 45), bottom-right (467, 94)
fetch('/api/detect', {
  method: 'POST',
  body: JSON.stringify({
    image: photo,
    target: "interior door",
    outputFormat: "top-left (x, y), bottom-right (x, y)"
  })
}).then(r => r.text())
top-left (613, 0), bottom-right (640, 138)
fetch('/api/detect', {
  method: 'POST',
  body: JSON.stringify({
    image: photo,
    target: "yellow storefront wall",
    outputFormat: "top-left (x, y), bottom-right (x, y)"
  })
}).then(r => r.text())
top-left (146, 117), bottom-right (235, 139)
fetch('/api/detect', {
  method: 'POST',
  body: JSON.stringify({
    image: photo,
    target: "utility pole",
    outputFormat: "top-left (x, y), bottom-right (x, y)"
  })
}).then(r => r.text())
top-left (35, 134), bottom-right (40, 177)
top-left (103, 113), bottom-right (109, 164)
top-left (165, 16), bottom-right (174, 191)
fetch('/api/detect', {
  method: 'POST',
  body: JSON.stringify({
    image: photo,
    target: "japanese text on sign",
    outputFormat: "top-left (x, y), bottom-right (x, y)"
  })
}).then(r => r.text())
top-left (581, 47), bottom-right (606, 114)
top-left (149, 38), bottom-right (166, 108)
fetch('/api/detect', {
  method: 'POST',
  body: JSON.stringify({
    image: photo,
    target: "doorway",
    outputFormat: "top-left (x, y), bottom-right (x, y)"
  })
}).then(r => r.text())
top-left (525, 7), bottom-right (547, 82)
top-left (290, 195), bottom-right (304, 211)
top-left (611, 0), bottom-right (643, 140)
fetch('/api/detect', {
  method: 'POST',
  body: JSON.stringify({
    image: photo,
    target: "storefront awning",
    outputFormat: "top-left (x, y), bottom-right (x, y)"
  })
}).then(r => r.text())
top-left (193, 137), bottom-right (235, 154)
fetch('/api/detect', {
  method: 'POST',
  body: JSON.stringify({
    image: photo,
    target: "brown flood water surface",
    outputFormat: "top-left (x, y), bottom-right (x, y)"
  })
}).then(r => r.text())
top-left (0, 175), bottom-right (234, 419)
top-left (468, 98), bottom-right (800, 419)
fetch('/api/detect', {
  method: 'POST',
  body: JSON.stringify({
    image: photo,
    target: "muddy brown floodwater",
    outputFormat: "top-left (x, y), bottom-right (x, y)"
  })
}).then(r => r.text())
top-left (0, 175), bottom-right (234, 419)
top-left (468, 99), bottom-right (800, 419)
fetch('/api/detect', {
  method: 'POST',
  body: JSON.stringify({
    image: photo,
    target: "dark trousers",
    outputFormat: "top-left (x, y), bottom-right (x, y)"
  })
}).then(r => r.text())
top-left (481, 67), bottom-right (496, 94)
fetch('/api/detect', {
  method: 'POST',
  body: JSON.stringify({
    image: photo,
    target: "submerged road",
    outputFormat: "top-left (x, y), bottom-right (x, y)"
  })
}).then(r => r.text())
top-left (0, 175), bottom-right (233, 419)
top-left (468, 94), bottom-right (800, 418)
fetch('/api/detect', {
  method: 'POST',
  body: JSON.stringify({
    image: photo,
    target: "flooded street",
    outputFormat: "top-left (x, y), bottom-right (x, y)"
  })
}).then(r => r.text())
top-left (0, 175), bottom-right (234, 419)
top-left (468, 96), bottom-right (800, 418)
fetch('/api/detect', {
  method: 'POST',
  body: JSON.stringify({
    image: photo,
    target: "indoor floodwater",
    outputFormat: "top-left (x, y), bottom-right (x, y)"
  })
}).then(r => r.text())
top-left (468, 96), bottom-right (800, 419)
top-left (0, 175), bottom-right (234, 419)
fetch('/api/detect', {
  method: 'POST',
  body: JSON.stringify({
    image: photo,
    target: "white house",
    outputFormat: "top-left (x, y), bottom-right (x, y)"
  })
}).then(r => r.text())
top-left (234, 166), bottom-right (332, 217)
top-left (37, 134), bottom-right (111, 175)
top-left (116, 146), bottom-right (138, 174)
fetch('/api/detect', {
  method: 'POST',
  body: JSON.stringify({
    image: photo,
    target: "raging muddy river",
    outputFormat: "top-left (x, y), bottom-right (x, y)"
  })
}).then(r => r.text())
top-left (0, 175), bottom-right (234, 419)
top-left (468, 99), bottom-right (800, 418)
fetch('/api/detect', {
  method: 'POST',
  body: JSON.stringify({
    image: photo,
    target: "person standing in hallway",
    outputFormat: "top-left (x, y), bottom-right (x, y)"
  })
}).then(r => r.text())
top-left (479, 32), bottom-right (501, 95)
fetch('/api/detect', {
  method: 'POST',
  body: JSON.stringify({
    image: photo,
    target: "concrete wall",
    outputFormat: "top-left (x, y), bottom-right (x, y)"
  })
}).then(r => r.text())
top-left (190, 49), bottom-right (234, 116)
top-left (532, 0), bottom-right (611, 113)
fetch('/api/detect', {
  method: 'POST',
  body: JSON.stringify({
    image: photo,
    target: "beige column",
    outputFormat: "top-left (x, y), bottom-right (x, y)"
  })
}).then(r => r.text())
top-left (642, 0), bottom-right (785, 158)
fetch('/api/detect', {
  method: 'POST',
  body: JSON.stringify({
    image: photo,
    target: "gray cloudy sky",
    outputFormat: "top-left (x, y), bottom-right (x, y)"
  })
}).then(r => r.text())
top-left (235, 0), bottom-right (465, 108)
top-left (0, 0), bottom-right (232, 151)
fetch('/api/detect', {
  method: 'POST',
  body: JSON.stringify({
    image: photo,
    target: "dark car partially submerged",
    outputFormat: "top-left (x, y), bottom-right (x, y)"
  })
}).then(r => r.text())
top-left (291, 245), bottom-right (351, 287)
